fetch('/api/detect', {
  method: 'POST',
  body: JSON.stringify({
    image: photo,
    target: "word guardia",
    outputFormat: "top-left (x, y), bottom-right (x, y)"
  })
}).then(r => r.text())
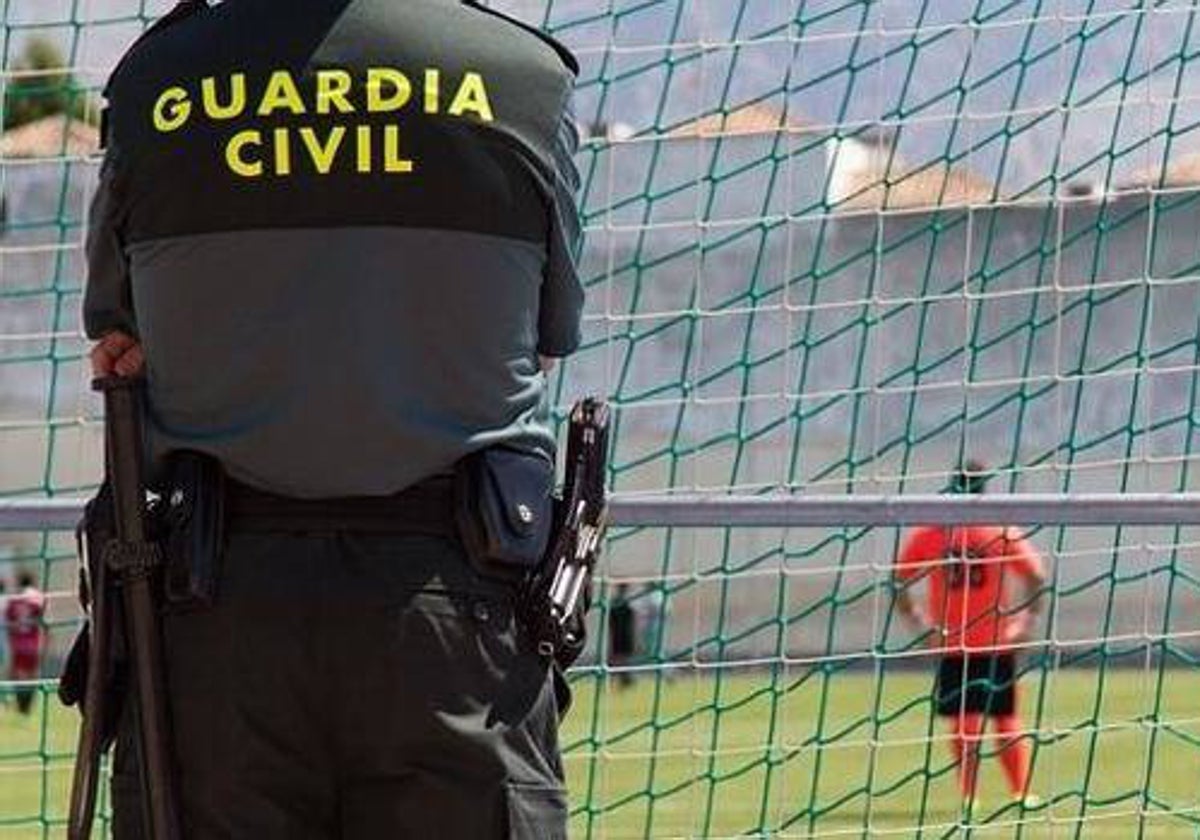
top-left (151, 67), bottom-right (495, 178)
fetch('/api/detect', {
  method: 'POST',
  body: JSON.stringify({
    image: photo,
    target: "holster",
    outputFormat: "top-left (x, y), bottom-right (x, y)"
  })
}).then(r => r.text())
top-left (454, 401), bottom-right (610, 719)
top-left (453, 446), bottom-right (576, 711)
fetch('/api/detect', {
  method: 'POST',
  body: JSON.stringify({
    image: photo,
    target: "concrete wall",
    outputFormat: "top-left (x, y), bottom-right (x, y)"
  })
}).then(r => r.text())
top-left (3, 135), bottom-right (1198, 663)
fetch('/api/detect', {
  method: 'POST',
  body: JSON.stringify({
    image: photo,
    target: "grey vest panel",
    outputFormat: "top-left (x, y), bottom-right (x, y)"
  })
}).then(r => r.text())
top-left (130, 227), bottom-right (553, 497)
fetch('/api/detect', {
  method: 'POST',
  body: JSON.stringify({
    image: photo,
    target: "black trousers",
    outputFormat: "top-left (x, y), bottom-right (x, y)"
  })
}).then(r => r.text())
top-left (111, 531), bottom-right (567, 839)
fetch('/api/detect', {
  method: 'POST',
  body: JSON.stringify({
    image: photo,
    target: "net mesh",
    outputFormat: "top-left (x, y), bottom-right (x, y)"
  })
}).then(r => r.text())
top-left (2, 1), bottom-right (1200, 837)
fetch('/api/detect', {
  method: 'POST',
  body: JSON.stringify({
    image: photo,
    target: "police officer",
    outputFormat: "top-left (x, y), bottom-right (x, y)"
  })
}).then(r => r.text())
top-left (84, 0), bottom-right (582, 836)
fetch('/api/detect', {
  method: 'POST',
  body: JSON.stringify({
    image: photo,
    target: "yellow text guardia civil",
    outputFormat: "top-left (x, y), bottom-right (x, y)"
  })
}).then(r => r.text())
top-left (151, 68), bottom-right (495, 177)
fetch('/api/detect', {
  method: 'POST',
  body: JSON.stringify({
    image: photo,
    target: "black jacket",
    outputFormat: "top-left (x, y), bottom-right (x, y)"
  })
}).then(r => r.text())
top-left (84, 0), bottom-right (583, 497)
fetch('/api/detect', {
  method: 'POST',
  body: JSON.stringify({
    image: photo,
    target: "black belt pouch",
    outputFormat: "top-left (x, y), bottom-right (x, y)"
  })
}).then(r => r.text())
top-left (158, 451), bottom-right (225, 608)
top-left (454, 447), bottom-right (555, 582)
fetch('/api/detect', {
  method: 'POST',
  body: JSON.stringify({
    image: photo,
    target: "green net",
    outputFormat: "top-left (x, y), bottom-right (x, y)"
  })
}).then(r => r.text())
top-left (3, 0), bottom-right (1200, 837)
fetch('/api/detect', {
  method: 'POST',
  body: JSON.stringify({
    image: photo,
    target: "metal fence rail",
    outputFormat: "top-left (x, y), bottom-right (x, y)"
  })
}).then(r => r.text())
top-left (3, 493), bottom-right (1200, 531)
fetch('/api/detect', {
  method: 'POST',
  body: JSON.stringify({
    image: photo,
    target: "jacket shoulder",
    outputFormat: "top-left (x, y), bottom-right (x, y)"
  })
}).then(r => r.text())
top-left (136, 0), bottom-right (209, 46)
top-left (105, 0), bottom-right (209, 95)
top-left (461, 1), bottom-right (579, 75)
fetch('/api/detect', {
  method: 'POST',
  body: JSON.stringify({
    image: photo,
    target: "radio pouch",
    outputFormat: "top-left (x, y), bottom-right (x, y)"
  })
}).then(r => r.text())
top-left (160, 450), bottom-right (225, 608)
top-left (455, 447), bottom-right (555, 580)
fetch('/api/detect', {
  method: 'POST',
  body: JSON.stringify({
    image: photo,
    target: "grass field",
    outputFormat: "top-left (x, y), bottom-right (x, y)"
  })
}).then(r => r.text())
top-left (1, 667), bottom-right (1198, 838)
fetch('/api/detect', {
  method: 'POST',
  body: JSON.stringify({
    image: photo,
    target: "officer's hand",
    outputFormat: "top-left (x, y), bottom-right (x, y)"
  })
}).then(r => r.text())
top-left (539, 355), bottom-right (557, 374)
top-left (90, 331), bottom-right (145, 378)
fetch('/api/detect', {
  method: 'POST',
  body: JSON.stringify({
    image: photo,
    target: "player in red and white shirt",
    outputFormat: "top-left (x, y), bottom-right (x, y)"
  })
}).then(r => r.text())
top-left (893, 462), bottom-right (1046, 810)
top-left (5, 571), bottom-right (46, 716)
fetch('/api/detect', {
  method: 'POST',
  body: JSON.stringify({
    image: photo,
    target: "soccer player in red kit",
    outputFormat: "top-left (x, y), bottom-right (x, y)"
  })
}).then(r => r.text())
top-left (893, 463), bottom-right (1046, 811)
top-left (5, 571), bottom-right (46, 716)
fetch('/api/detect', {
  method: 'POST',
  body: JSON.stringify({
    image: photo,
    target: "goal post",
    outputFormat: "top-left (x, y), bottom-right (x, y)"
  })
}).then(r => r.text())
top-left (3, 1), bottom-right (1200, 838)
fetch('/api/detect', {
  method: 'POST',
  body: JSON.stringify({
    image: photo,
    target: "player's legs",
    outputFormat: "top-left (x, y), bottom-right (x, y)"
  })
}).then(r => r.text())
top-left (985, 655), bottom-right (1033, 801)
top-left (936, 656), bottom-right (986, 803)
top-left (10, 651), bottom-right (38, 715)
top-left (993, 713), bottom-right (1031, 798)
top-left (950, 712), bottom-right (986, 800)
top-left (0, 640), bottom-right (8, 706)
top-left (611, 651), bottom-right (633, 688)
top-left (993, 712), bottom-right (1032, 798)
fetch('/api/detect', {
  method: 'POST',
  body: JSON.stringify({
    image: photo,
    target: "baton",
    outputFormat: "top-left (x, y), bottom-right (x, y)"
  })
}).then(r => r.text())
top-left (96, 377), bottom-right (182, 840)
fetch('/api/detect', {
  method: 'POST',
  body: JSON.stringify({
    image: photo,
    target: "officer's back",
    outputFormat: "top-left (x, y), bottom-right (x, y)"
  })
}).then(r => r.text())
top-left (87, 0), bottom-right (583, 498)
top-left (82, 2), bottom-right (582, 837)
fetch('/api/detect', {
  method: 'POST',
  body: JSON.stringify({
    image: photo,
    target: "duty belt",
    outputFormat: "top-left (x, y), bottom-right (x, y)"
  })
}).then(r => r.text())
top-left (226, 475), bottom-right (456, 536)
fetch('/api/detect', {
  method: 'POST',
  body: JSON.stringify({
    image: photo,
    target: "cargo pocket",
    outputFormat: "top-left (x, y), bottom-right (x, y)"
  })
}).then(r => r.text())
top-left (504, 782), bottom-right (568, 840)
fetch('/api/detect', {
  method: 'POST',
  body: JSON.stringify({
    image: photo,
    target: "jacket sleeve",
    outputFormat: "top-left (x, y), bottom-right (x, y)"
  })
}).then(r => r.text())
top-left (82, 150), bottom-right (136, 339)
top-left (1003, 528), bottom-right (1046, 582)
top-left (536, 96), bottom-right (584, 358)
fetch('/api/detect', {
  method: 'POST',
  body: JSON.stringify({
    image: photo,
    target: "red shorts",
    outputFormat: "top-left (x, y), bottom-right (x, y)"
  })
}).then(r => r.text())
top-left (9, 649), bottom-right (40, 679)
